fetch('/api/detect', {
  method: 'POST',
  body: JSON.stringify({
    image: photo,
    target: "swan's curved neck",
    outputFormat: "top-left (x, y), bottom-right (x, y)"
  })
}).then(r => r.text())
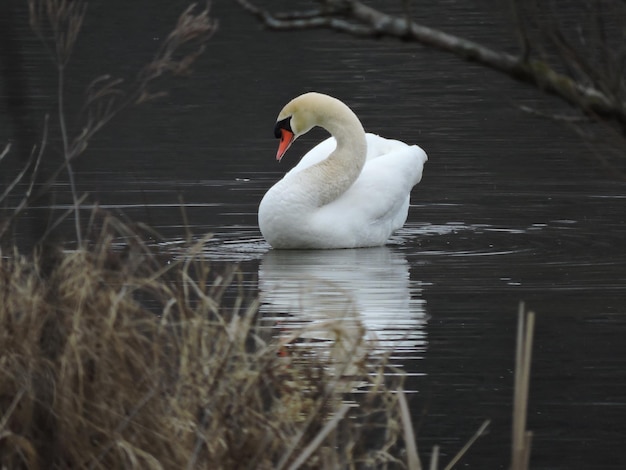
top-left (301, 99), bottom-right (367, 207)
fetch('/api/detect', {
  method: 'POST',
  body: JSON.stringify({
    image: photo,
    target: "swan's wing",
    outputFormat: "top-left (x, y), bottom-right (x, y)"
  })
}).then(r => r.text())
top-left (285, 133), bottom-right (403, 177)
top-left (363, 133), bottom-right (413, 162)
top-left (286, 137), bottom-right (337, 176)
top-left (315, 143), bottom-right (428, 235)
top-left (352, 144), bottom-right (427, 222)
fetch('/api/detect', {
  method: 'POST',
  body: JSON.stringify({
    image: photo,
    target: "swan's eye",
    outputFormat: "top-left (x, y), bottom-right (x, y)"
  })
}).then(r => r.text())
top-left (274, 116), bottom-right (293, 139)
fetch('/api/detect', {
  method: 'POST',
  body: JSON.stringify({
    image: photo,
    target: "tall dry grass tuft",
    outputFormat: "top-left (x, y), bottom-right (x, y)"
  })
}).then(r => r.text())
top-left (0, 212), bottom-right (410, 469)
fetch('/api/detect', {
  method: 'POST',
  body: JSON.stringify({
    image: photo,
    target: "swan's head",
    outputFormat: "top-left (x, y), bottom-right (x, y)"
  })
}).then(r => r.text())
top-left (273, 92), bottom-right (346, 161)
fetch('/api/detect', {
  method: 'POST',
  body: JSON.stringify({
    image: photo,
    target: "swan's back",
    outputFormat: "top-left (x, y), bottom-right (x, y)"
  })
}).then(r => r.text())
top-left (286, 133), bottom-right (417, 178)
top-left (263, 133), bottom-right (427, 248)
top-left (311, 136), bottom-right (427, 246)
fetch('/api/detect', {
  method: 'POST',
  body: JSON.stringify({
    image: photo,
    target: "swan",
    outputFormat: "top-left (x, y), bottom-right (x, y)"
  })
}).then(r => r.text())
top-left (258, 92), bottom-right (428, 249)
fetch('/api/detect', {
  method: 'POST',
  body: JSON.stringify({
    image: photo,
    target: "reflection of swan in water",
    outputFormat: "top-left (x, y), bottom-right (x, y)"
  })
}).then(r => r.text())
top-left (258, 246), bottom-right (427, 363)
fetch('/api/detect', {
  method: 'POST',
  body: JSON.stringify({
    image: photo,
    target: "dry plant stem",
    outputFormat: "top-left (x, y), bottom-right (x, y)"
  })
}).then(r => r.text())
top-left (0, 388), bottom-right (26, 432)
top-left (58, 64), bottom-right (83, 245)
top-left (398, 387), bottom-right (421, 470)
top-left (0, 421), bottom-right (38, 470)
top-left (287, 403), bottom-right (351, 470)
top-left (88, 388), bottom-right (158, 469)
top-left (275, 359), bottom-right (352, 469)
top-left (0, 143), bottom-right (10, 163)
top-left (428, 445), bottom-right (439, 470)
top-left (0, 148), bottom-right (36, 204)
top-left (511, 302), bottom-right (535, 470)
top-left (0, 117), bottom-right (48, 240)
top-left (442, 420), bottom-right (490, 470)
top-left (37, 194), bottom-right (89, 245)
top-left (28, 0), bottom-right (87, 245)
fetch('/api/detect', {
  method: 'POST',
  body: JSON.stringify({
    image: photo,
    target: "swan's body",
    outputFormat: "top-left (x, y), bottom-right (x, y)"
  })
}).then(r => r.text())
top-left (259, 92), bottom-right (427, 249)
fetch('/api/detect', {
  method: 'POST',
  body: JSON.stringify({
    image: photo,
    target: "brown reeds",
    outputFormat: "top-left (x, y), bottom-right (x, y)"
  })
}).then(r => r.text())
top-left (0, 213), bottom-right (413, 469)
top-left (0, 218), bottom-right (539, 469)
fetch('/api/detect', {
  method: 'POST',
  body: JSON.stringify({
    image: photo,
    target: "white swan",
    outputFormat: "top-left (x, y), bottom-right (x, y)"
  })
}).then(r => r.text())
top-left (258, 92), bottom-right (428, 249)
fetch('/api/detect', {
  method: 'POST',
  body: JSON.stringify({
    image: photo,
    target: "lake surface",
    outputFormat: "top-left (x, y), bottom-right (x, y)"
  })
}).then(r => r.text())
top-left (2, 1), bottom-right (626, 468)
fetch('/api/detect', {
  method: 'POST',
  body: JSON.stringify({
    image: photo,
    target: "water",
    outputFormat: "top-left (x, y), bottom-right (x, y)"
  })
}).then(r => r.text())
top-left (2, 1), bottom-right (626, 468)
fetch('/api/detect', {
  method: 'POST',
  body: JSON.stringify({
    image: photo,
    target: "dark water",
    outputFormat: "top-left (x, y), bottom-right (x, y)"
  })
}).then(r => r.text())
top-left (2, 1), bottom-right (626, 468)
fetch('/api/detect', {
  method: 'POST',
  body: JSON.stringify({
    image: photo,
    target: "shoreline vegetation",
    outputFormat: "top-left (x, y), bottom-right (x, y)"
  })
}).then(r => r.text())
top-left (0, 212), bottom-right (535, 469)
top-left (1, 1), bottom-right (534, 468)
top-left (0, 214), bottom-right (415, 469)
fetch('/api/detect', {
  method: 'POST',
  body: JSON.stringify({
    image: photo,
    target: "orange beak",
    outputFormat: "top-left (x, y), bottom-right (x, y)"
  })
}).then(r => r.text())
top-left (276, 128), bottom-right (295, 162)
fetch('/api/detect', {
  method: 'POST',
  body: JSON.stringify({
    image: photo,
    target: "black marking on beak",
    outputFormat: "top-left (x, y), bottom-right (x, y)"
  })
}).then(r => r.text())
top-left (274, 116), bottom-right (292, 139)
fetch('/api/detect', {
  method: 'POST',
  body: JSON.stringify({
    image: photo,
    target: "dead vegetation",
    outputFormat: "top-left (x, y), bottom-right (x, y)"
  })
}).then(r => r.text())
top-left (0, 212), bottom-right (536, 469)
top-left (0, 214), bottom-right (415, 469)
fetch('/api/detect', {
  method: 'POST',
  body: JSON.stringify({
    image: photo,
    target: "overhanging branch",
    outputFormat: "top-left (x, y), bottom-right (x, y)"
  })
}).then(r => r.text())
top-left (237, 0), bottom-right (625, 127)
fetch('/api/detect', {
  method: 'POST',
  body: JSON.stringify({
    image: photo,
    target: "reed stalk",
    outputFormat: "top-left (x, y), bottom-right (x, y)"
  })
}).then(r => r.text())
top-left (511, 302), bottom-right (535, 470)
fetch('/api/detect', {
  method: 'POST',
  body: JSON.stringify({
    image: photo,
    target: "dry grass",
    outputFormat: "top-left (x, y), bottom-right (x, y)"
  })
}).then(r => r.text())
top-left (0, 212), bottom-right (538, 469)
top-left (0, 213), bottom-right (411, 469)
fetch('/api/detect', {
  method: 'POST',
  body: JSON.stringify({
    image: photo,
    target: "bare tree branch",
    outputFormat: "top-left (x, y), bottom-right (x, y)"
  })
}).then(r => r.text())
top-left (237, 0), bottom-right (626, 128)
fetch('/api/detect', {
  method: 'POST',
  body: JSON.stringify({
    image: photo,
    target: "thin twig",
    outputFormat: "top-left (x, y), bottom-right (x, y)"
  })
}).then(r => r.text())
top-left (398, 387), bottom-right (421, 470)
top-left (0, 143), bottom-right (11, 164)
top-left (58, 64), bottom-right (83, 245)
top-left (0, 147), bottom-right (35, 203)
top-left (0, 388), bottom-right (26, 432)
top-left (36, 193), bottom-right (89, 246)
top-left (0, 116), bottom-right (49, 240)
top-left (443, 419), bottom-right (490, 470)
top-left (287, 404), bottom-right (351, 470)
top-left (428, 445), bottom-right (439, 470)
top-left (88, 387), bottom-right (158, 470)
